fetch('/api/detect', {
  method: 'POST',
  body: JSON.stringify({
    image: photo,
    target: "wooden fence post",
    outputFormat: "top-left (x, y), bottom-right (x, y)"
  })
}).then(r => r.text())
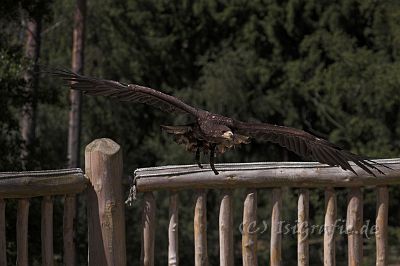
top-left (141, 192), bottom-right (156, 266)
top-left (297, 189), bottom-right (309, 266)
top-left (324, 188), bottom-right (336, 266)
top-left (41, 196), bottom-right (54, 266)
top-left (63, 194), bottom-right (76, 266)
top-left (219, 189), bottom-right (234, 266)
top-left (0, 199), bottom-right (6, 266)
top-left (346, 188), bottom-right (363, 266)
top-left (17, 198), bottom-right (29, 266)
top-left (194, 190), bottom-right (208, 266)
top-left (168, 191), bottom-right (179, 266)
top-left (376, 186), bottom-right (388, 266)
top-left (242, 189), bottom-right (257, 266)
top-left (86, 138), bottom-right (126, 266)
top-left (270, 188), bottom-right (282, 266)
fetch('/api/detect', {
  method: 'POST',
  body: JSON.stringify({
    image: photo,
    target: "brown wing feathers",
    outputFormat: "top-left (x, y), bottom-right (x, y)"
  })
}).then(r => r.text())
top-left (233, 122), bottom-right (385, 176)
top-left (52, 69), bottom-right (198, 115)
top-left (52, 69), bottom-right (387, 176)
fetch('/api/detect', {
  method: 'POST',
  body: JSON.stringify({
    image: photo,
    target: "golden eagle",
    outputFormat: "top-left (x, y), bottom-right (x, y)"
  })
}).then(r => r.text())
top-left (53, 69), bottom-right (388, 176)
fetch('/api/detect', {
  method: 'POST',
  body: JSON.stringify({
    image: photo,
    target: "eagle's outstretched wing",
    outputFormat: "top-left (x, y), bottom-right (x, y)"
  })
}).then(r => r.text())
top-left (52, 69), bottom-right (199, 116)
top-left (232, 121), bottom-right (386, 176)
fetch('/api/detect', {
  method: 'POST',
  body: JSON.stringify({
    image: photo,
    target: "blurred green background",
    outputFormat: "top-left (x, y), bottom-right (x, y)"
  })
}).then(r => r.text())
top-left (1, 0), bottom-right (400, 265)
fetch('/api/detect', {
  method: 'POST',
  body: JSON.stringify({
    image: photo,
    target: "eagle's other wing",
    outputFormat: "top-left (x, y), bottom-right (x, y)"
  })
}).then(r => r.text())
top-left (232, 121), bottom-right (386, 176)
top-left (52, 69), bottom-right (199, 116)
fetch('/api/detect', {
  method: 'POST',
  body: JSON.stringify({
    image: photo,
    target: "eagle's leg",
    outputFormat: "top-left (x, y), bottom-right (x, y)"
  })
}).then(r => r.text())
top-left (209, 144), bottom-right (219, 175)
top-left (195, 147), bottom-right (203, 169)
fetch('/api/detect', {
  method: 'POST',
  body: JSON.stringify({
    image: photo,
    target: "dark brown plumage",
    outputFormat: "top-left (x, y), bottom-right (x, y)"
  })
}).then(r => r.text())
top-left (52, 69), bottom-right (388, 175)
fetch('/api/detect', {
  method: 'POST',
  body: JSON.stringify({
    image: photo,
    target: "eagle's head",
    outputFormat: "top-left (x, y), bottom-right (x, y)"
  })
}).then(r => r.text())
top-left (217, 124), bottom-right (233, 140)
top-left (207, 124), bottom-right (234, 141)
top-left (222, 130), bottom-right (234, 140)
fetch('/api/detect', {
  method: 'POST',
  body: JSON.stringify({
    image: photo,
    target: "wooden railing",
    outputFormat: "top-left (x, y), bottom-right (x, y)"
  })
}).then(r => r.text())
top-left (0, 138), bottom-right (126, 266)
top-left (0, 168), bottom-right (86, 266)
top-left (134, 158), bottom-right (400, 266)
top-left (1, 138), bottom-right (399, 266)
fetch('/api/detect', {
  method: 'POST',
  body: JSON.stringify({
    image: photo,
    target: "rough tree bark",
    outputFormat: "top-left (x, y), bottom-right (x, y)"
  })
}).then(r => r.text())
top-left (21, 16), bottom-right (41, 169)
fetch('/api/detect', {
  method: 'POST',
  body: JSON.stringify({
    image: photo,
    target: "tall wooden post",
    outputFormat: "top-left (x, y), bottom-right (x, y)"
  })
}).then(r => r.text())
top-left (86, 138), bottom-right (126, 266)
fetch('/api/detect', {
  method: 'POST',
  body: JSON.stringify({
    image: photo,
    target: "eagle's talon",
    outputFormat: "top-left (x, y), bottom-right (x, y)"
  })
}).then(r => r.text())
top-left (195, 147), bottom-right (203, 169)
top-left (210, 144), bottom-right (219, 175)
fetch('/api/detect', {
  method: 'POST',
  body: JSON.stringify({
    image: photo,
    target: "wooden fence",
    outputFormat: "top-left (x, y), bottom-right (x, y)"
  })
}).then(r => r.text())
top-left (0, 168), bottom-right (86, 266)
top-left (0, 138), bottom-right (399, 265)
top-left (135, 158), bottom-right (400, 266)
top-left (0, 138), bottom-right (126, 266)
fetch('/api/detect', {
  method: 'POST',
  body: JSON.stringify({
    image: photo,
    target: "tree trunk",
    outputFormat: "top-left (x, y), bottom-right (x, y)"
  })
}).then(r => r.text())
top-left (68, 0), bottom-right (86, 168)
top-left (21, 17), bottom-right (41, 169)
top-left (64, 1), bottom-right (86, 265)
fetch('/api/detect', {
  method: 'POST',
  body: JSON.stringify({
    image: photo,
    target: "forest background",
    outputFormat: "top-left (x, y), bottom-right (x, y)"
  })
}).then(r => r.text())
top-left (1, 0), bottom-right (400, 265)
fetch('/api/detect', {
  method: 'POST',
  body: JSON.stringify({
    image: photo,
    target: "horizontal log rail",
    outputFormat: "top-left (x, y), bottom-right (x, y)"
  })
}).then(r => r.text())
top-left (135, 158), bottom-right (400, 191)
top-left (0, 168), bottom-right (87, 198)
top-left (134, 158), bottom-right (400, 266)
top-left (0, 168), bottom-right (87, 265)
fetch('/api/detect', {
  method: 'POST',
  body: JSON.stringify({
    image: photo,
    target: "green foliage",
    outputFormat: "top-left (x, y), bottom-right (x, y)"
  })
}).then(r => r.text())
top-left (0, 17), bottom-right (26, 171)
top-left (1, 0), bottom-right (400, 264)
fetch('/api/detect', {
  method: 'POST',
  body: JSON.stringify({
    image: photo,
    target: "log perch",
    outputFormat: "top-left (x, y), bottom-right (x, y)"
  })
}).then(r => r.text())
top-left (135, 159), bottom-right (400, 191)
